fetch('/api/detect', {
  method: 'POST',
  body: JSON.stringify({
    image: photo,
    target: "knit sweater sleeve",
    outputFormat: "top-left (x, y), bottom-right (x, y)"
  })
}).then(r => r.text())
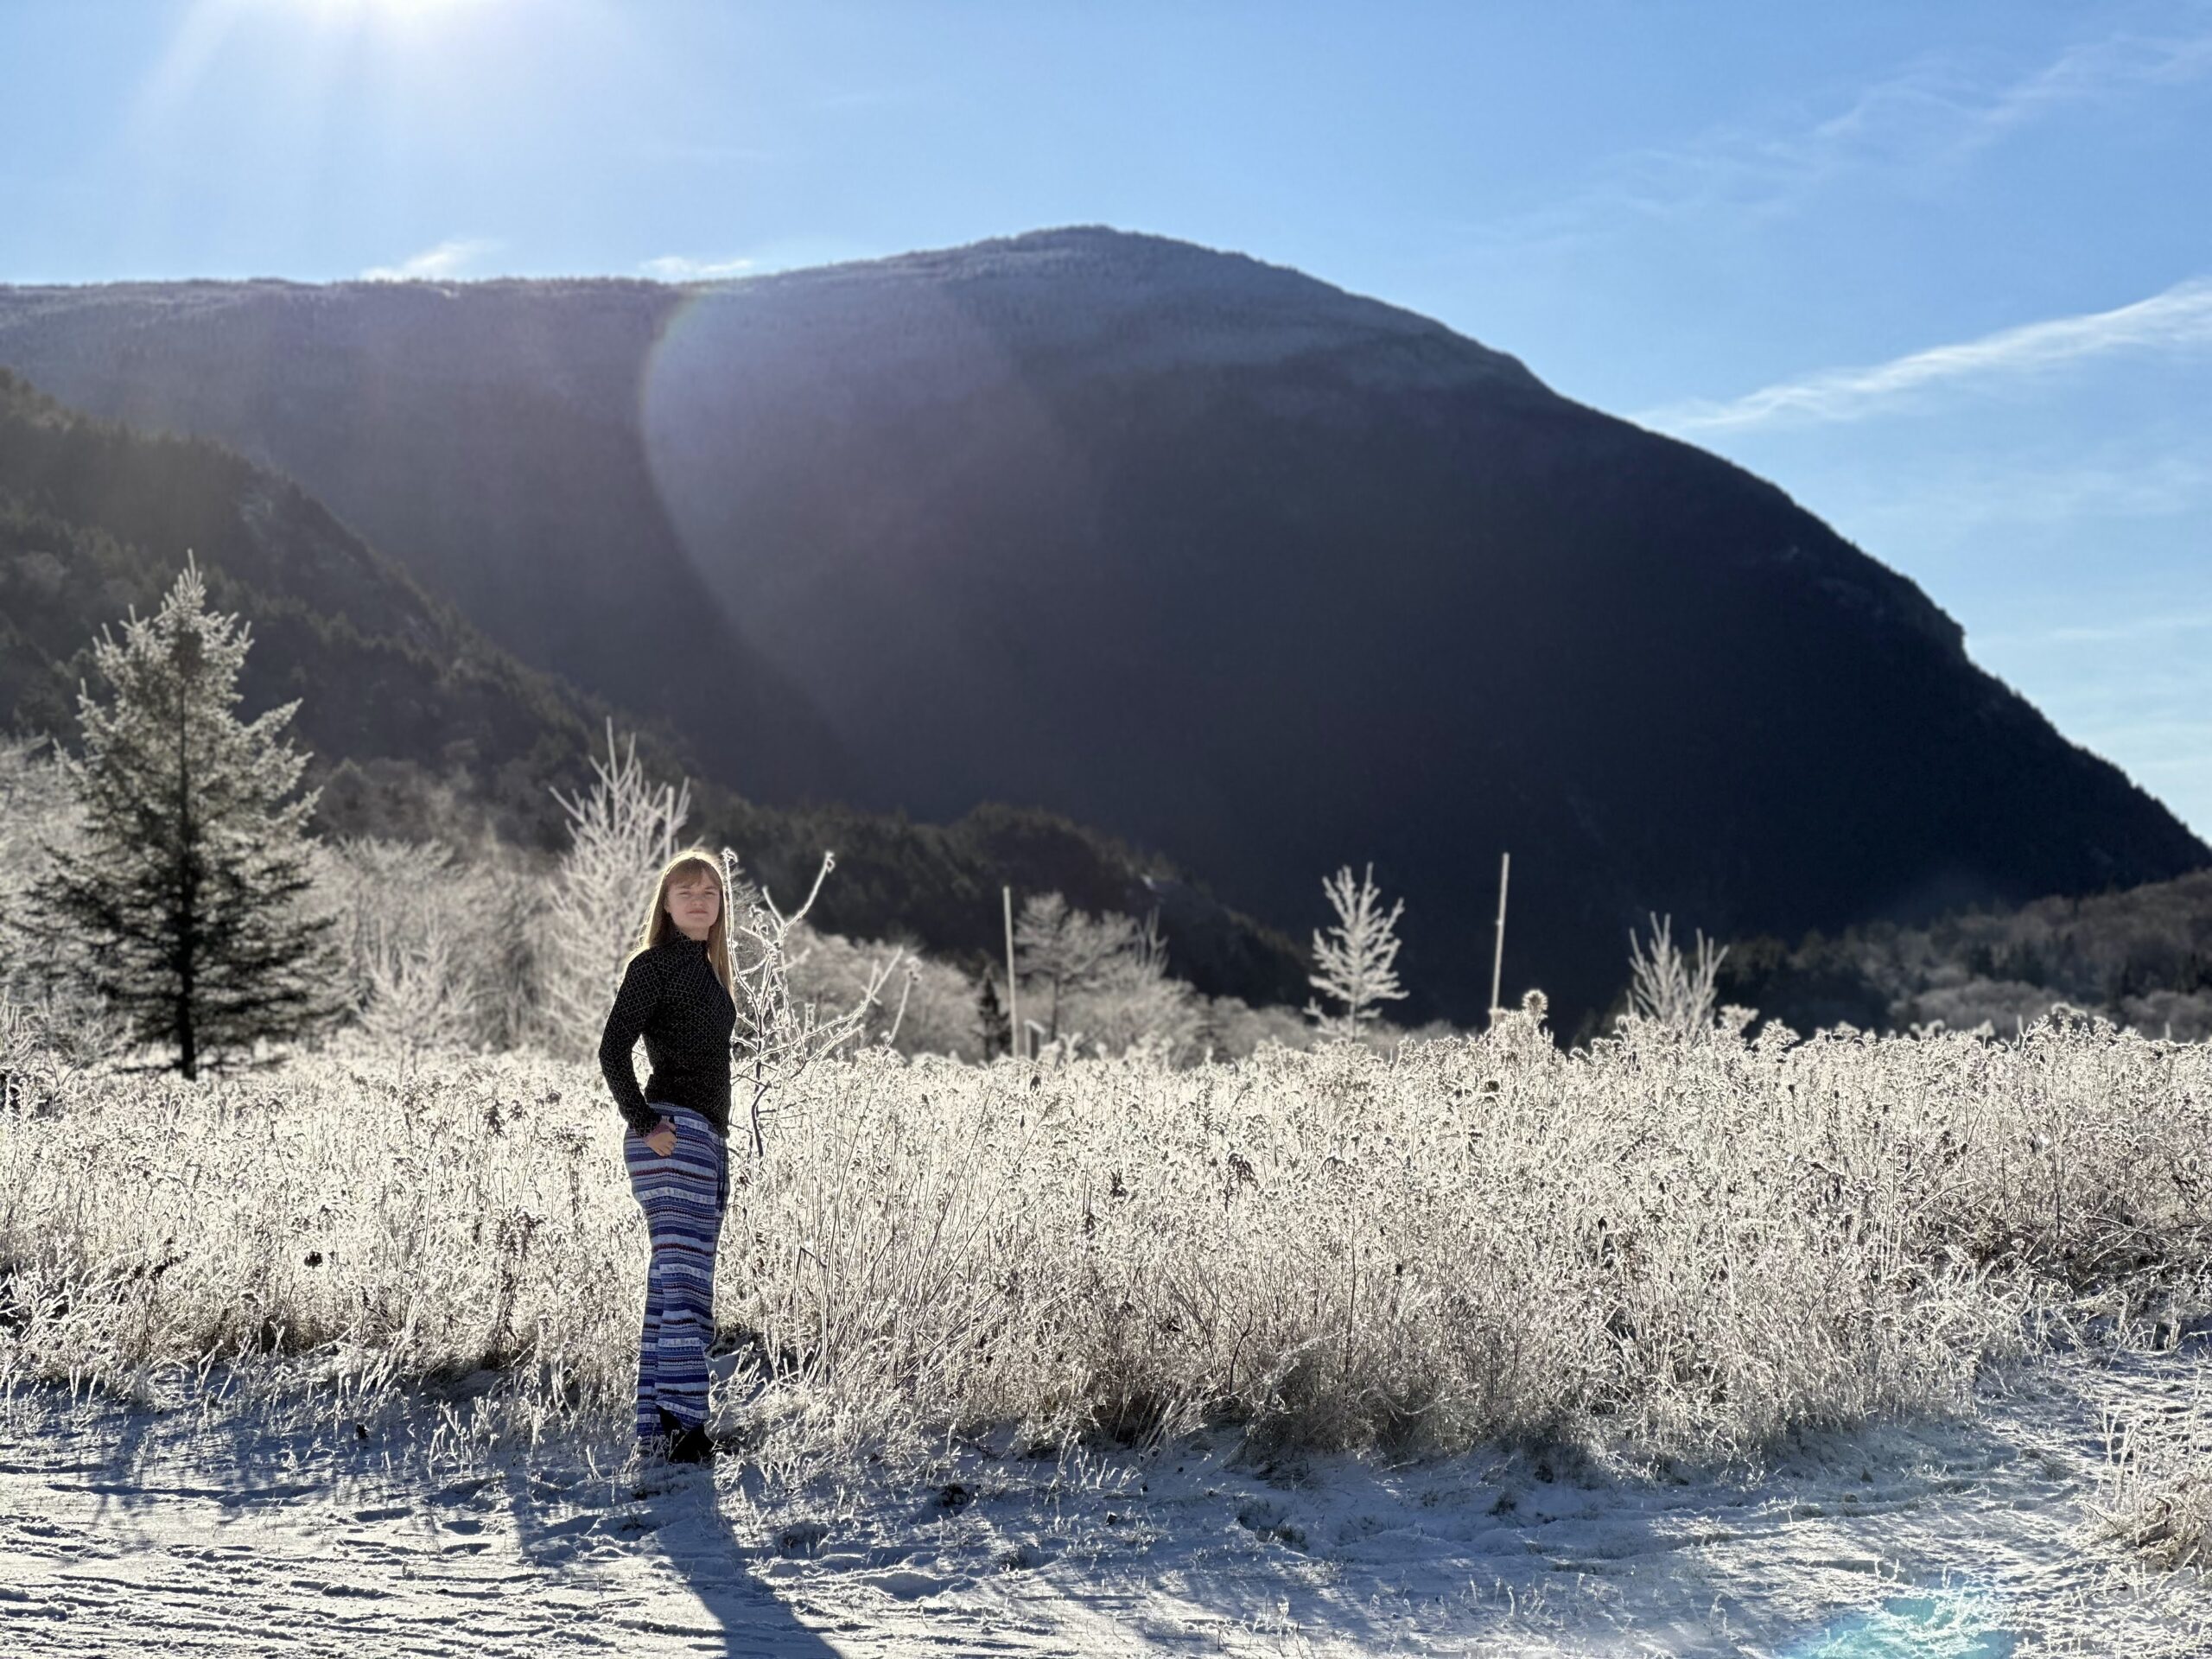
top-left (598, 950), bottom-right (668, 1136)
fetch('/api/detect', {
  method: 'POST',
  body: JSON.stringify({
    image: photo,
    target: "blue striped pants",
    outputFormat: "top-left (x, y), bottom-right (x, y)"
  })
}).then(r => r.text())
top-left (623, 1103), bottom-right (729, 1441)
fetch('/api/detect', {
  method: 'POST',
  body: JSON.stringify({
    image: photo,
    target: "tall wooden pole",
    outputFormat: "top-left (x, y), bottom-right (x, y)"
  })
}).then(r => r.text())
top-left (1489, 851), bottom-right (1510, 1022)
top-left (1003, 884), bottom-right (1021, 1060)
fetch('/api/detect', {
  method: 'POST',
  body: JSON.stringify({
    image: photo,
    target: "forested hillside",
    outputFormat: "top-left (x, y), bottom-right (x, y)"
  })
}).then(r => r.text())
top-left (0, 368), bottom-right (1305, 1005)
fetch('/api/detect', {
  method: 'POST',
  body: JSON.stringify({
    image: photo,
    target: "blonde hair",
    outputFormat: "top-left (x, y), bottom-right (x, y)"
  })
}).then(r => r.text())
top-left (620, 849), bottom-right (737, 1007)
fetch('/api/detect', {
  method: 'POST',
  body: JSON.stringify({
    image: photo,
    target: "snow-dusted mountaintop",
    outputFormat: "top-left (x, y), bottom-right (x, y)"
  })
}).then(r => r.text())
top-left (671, 225), bottom-right (1548, 392)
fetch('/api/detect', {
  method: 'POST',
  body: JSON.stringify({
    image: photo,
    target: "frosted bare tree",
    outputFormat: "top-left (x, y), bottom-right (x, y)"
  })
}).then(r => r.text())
top-left (315, 835), bottom-right (534, 1052)
top-left (1014, 893), bottom-right (1139, 1043)
top-left (721, 846), bottom-right (904, 1157)
top-left (532, 721), bottom-right (690, 1060)
top-left (358, 914), bottom-right (482, 1079)
top-left (0, 734), bottom-right (80, 991)
top-left (1304, 862), bottom-right (1408, 1036)
top-left (1624, 911), bottom-right (1728, 1034)
top-left (1064, 908), bottom-right (1202, 1061)
top-left (0, 734), bottom-right (130, 1069)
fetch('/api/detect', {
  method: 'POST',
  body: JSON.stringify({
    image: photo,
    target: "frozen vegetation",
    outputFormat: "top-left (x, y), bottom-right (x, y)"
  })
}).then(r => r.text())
top-left (2, 1006), bottom-right (2209, 1650)
top-left (2, 561), bottom-right (2207, 1649)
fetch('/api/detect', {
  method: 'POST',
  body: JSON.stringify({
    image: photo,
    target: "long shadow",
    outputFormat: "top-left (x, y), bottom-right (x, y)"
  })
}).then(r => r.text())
top-left (16, 1376), bottom-right (846, 1656)
top-left (499, 1427), bottom-right (848, 1657)
top-left (493, 1336), bottom-right (854, 1659)
top-left (41, 1332), bottom-right (2161, 1656)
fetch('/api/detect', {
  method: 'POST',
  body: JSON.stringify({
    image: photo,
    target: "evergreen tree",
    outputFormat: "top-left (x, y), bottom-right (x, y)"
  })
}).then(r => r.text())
top-left (1304, 861), bottom-right (1408, 1035)
top-left (14, 553), bottom-right (347, 1077)
top-left (976, 969), bottom-right (1009, 1060)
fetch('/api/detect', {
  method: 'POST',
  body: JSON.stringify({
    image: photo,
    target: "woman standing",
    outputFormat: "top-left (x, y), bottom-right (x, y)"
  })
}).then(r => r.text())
top-left (599, 850), bottom-right (739, 1465)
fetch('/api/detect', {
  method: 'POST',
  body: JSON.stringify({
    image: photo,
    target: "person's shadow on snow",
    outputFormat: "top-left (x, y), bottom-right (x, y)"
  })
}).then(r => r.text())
top-left (500, 1430), bottom-right (843, 1658)
top-left (636, 1460), bottom-right (847, 1658)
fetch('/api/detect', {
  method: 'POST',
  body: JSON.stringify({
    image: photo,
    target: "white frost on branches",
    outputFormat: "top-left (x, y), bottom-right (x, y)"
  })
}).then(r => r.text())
top-left (359, 914), bottom-right (482, 1078)
top-left (720, 847), bottom-right (905, 1156)
top-left (1624, 911), bottom-right (1730, 1035)
top-left (1304, 862), bottom-right (1408, 1036)
top-left (533, 720), bottom-right (691, 1060)
top-left (1011, 893), bottom-right (1199, 1061)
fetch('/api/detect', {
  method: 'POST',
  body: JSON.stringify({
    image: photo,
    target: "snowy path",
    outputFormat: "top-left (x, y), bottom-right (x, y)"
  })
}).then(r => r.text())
top-left (3, 1343), bottom-right (2207, 1657)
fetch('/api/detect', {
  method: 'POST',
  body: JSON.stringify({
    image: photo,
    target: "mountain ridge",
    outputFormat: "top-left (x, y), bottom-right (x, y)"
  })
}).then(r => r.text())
top-left (2, 226), bottom-right (2201, 1033)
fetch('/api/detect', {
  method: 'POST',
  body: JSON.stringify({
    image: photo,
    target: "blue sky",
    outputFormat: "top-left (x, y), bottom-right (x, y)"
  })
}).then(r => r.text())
top-left (3, 0), bottom-right (2209, 840)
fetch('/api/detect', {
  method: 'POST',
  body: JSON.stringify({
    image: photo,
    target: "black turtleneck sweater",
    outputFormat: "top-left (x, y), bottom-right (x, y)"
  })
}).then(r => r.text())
top-left (598, 930), bottom-right (737, 1139)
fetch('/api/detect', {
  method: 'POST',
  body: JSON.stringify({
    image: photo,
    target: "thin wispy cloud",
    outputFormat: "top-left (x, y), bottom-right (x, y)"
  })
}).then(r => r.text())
top-left (361, 238), bottom-right (499, 282)
top-left (1465, 26), bottom-right (2212, 253)
top-left (1636, 276), bottom-right (2212, 434)
top-left (638, 253), bottom-right (758, 282)
top-left (1961, 26), bottom-right (2212, 150)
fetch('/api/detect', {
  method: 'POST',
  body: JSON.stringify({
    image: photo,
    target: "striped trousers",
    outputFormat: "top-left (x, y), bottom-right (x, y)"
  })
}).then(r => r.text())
top-left (622, 1103), bottom-right (729, 1441)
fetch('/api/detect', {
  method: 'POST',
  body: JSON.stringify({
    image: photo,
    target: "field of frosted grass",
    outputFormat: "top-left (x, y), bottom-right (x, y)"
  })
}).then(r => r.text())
top-left (3, 1001), bottom-right (2209, 1485)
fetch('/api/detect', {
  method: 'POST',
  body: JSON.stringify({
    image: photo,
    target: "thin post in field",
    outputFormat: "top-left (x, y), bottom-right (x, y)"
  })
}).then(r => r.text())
top-left (1489, 850), bottom-right (1510, 1022)
top-left (1003, 884), bottom-right (1021, 1060)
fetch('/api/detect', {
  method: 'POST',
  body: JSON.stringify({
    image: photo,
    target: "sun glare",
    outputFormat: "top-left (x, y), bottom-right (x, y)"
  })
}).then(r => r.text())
top-left (289, 0), bottom-right (490, 17)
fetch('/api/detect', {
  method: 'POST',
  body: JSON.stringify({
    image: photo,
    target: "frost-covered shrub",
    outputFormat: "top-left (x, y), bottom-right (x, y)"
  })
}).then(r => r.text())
top-left (1897, 975), bottom-right (2102, 1041)
top-left (1195, 995), bottom-right (1315, 1060)
top-left (313, 836), bottom-right (524, 1052)
top-left (783, 922), bottom-right (984, 1060)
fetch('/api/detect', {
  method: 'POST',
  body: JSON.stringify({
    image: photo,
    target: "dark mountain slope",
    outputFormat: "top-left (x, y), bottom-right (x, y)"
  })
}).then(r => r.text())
top-left (0, 368), bottom-right (1304, 1004)
top-left (0, 365), bottom-right (628, 830)
top-left (0, 279), bottom-right (849, 803)
top-left (2, 229), bottom-right (2201, 1031)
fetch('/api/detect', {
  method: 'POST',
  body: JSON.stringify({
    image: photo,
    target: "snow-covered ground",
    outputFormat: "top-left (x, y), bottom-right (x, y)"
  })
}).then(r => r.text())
top-left (5, 1339), bottom-right (2206, 1657)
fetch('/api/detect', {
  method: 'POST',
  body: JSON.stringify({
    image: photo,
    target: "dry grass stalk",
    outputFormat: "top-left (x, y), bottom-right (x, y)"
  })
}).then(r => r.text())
top-left (2092, 1383), bottom-right (2212, 1572)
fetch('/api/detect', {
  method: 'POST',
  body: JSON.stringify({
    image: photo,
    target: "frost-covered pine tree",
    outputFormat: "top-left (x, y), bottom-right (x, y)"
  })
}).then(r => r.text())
top-left (1304, 861), bottom-right (1408, 1036)
top-left (13, 554), bottom-right (347, 1077)
top-left (531, 719), bottom-right (691, 1059)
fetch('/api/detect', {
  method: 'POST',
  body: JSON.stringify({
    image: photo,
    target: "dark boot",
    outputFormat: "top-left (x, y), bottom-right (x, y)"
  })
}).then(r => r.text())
top-left (669, 1421), bottom-right (715, 1465)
